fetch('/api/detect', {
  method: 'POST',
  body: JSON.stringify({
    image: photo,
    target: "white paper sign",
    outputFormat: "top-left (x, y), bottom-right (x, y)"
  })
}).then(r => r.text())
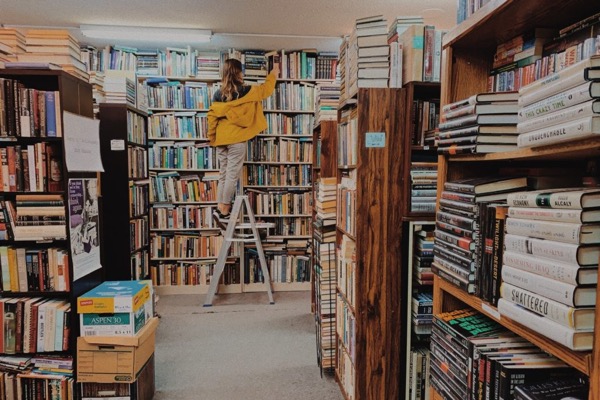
top-left (110, 139), bottom-right (126, 151)
top-left (63, 111), bottom-right (104, 172)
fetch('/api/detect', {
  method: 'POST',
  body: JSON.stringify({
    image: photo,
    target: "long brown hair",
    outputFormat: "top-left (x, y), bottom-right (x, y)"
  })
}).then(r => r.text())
top-left (221, 58), bottom-right (244, 102)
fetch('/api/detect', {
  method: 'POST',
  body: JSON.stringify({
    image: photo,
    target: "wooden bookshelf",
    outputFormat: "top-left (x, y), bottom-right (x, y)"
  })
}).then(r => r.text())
top-left (433, 1), bottom-right (600, 399)
top-left (99, 103), bottom-right (150, 281)
top-left (0, 68), bottom-right (102, 395)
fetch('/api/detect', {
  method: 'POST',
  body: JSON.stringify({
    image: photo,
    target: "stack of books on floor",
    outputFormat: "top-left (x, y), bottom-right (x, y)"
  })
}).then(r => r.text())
top-left (314, 82), bottom-right (340, 124)
top-left (355, 15), bottom-right (389, 88)
top-left (409, 162), bottom-right (437, 213)
top-left (77, 281), bottom-right (158, 400)
top-left (517, 55), bottom-right (600, 148)
top-left (430, 307), bottom-right (584, 400)
top-left (496, 187), bottom-right (599, 351)
top-left (433, 176), bottom-right (528, 294)
top-left (17, 29), bottom-right (88, 81)
top-left (103, 70), bottom-right (137, 106)
top-left (438, 91), bottom-right (519, 154)
top-left (413, 228), bottom-right (434, 286)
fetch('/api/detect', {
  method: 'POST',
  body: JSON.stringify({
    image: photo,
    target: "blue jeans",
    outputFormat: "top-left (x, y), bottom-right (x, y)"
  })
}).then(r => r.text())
top-left (216, 142), bottom-right (247, 205)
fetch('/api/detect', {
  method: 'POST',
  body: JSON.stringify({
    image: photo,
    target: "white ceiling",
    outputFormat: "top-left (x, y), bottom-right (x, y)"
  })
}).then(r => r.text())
top-left (1, 0), bottom-right (457, 53)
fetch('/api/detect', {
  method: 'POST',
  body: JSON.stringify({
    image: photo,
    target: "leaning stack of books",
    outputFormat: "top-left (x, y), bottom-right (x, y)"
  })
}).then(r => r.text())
top-left (409, 162), bottom-right (437, 213)
top-left (437, 91), bottom-right (519, 154)
top-left (496, 187), bottom-right (600, 351)
top-left (431, 307), bottom-right (578, 400)
top-left (517, 55), bottom-right (600, 148)
top-left (433, 176), bottom-right (528, 294)
top-left (354, 15), bottom-right (389, 89)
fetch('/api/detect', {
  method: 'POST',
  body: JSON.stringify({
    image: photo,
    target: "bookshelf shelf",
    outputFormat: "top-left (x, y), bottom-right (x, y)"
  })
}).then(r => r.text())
top-left (433, 275), bottom-right (592, 374)
top-left (148, 107), bottom-right (209, 112)
top-left (433, 1), bottom-right (600, 398)
top-left (148, 137), bottom-right (209, 142)
top-left (149, 168), bottom-right (219, 172)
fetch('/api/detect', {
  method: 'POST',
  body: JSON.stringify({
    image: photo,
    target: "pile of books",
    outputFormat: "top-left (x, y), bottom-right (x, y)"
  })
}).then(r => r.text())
top-left (497, 187), bottom-right (599, 351)
top-left (0, 28), bottom-right (25, 64)
top-left (410, 162), bottom-right (437, 213)
top-left (354, 15), bottom-right (389, 89)
top-left (413, 228), bottom-right (434, 285)
top-left (3, 194), bottom-right (67, 241)
top-left (430, 308), bottom-right (577, 400)
top-left (517, 55), bottom-right (600, 148)
top-left (18, 29), bottom-right (88, 81)
top-left (135, 49), bottom-right (160, 76)
top-left (88, 71), bottom-right (105, 116)
top-left (412, 292), bottom-right (433, 335)
top-left (315, 176), bottom-right (336, 223)
top-left (437, 91), bottom-right (519, 154)
top-left (314, 82), bottom-right (340, 124)
top-left (103, 70), bottom-right (136, 106)
top-left (433, 176), bottom-right (528, 294)
top-left (195, 52), bottom-right (221, 80)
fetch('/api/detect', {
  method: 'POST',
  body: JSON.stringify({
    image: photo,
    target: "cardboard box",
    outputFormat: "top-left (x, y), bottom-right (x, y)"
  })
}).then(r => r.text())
top-left (79, 354), bottom-right (156, 400)
top-left (80, 302), bottom-right (148, 337)
top-left (78, 281), bottom-right (151, 314)
top-left (77, 317), bottom-right (158, 383)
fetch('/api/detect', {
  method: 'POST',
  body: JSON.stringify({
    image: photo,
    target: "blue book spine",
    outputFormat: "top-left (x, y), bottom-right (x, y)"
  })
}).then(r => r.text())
top-left (45, 92), bottom-right (57, 137)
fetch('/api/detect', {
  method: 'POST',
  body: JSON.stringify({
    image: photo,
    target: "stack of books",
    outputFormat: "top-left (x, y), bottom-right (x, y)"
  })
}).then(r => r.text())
top-left (413, 228), bottom-right (434, 285)
top-left (388, 16), bottom-right (424, 37)
top-left (3, 195), bottom-right (67, 241)
top-left (412, 292), bottom-right (433, 335)
top-left (88, 71), bottom-right (105, 116)
top-left (314, 82), bottom-right (340, 124)
top-left (496, 187), bottom-right (600, 351)
top-left (437, 91), bottom-right (519, 154)
top-left (135, 49), bottom-right (160, 76)
top-left (355, 15), bottom-right (389, 88)
top-left (514, 378), bottom-right (589, 400)
top-left (431, 308), bottom-right (576, 400)
top-left (316, 51), bottom-right (338, 80)
top-left (195, 52), bottom-right (221, 80)
top-left (315, 176), bottom-right (336, 223)
top-left (18, 29), bottom-right (88, 81)
top-left (337, 36), bottom-right (352, 102)
top-left (103, 70), bottom-right (136, 107)
top-left (517, 55), bottom-right (600, 148)
top-left (0, 28), bottom-right (26, 63)
top-left (433, 176), bottom-right (528, 294)
top-left (242, 50), bottom-right (267, 78)
top-left (410, 162), bottom-right (437, 213)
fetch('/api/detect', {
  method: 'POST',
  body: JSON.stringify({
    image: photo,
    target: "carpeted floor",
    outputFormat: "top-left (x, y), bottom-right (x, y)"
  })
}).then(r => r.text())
top-left (153, 291), bottom-right (342, 400)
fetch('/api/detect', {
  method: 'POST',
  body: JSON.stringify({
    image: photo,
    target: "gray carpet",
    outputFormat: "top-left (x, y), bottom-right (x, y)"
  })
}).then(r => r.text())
top-left (153, 291), bottom-right (342, 400)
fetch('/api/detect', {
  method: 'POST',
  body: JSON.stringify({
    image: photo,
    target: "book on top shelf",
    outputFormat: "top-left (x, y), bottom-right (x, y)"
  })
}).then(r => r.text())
top-left (517, 115), bottom-right (600, 148)
top-left (517, 99), bottom-right (600, 134)
top-left (443, 176), bottom-right (528, 195)
top-left (442, 91), bottom-right (519, 113)
top-left (514, 377), bottom-right (589, 400)
top-left (506, 187), bottom-right (600, 209)
top-left (504, 233), bottom-right (600, 266)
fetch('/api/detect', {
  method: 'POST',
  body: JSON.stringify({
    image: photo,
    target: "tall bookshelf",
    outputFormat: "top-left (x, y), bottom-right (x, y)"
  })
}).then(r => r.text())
top-left (312, 119), bottom-right (338, 374)
top-left (98, 103), bottom-right (150, 281)
top-left (335, 88), bottom-right (407, 400)
top-left (0, 68), bottom-right (102, 396)
top-left (431, 1), bottom-right (600, 399)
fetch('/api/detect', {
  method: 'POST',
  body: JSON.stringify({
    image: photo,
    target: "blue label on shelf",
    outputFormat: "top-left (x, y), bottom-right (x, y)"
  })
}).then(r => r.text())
top-left (366, 132), bottom-right (386, 148)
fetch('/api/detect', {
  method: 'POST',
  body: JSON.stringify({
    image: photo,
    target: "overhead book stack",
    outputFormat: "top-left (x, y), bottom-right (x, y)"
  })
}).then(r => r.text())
top-left (433, 176), bottom-right (528, 294)
top-left (0, 28), bottom-right (26, 63)
top-left (517, 55), bottom-right (600, 148)
top-left (437, 91), bottom-right (519, 154)
top-left (103, 70), bottom-right (136, 106)
top-left (18, 29), bottom-right (88, 82)
top-left (354, 15), bottom-right (389, 88)
top-left (314, 82), bottom-right (340, 124)
top-left (496, 187), bottom-right (600, 351)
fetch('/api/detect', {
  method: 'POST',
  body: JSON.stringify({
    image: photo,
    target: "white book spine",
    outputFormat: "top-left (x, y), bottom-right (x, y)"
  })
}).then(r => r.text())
top-left (500, 282), bottom-right (590, 330)
top-left (518, 100), bottom-right (599, 133)
top-left (54, 307), bottom-right (64, 351)
top-left (503, 250), bottom-right (586, 285)
top-left (505, 217), bottom-right (583, 244)
top-left (497, 298), bottom-right (589, 350)
top-left (504, 233), bottom-right (582, 265)
top-left (501, 264), bottom-right (579, 307)
top-left (36, 303), bottom-right (46, 352)
top-left (507, 207), bottom-right (584, 223)
top-left (517, 116), bottom-right (600, 148)
top-left (518, 82), bottom-right (599, 122)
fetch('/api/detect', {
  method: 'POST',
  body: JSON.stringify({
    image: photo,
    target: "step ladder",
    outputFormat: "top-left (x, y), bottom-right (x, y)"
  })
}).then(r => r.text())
top-left (204, 195), bottom-right (275, 306)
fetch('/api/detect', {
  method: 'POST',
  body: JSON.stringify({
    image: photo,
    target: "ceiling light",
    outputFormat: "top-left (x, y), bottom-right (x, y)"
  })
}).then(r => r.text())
top-left (80, 25), bottom-right (212, 43)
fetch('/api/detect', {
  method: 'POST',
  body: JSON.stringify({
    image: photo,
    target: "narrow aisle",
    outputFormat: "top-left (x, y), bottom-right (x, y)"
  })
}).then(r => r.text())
top-left (153, 291), bottom-right (342, 400)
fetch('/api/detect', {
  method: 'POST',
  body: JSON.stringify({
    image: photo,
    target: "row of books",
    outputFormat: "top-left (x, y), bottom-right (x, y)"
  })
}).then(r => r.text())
top-left (246, 190), bottom-right (312, 216)
top-left (257, 216), bottom-right (311, 237)
top-left (241, 164), bottom-right (312, 187)
top-left (0, 78), bottom-right (62, 138)
top-left (0, 142), bottom-right (63, 193)
top-left (144, 79), bottom-right (218, 110)
top-left (410, 162), bottom-right (438, 213)
top-left (266, 49), bottom-right (338, 80)
top-left (313, 238), bottom-right (336, 370)
top-left (129, 181), bottom-right (150, 218)
top-left (130, 250), bottom-right (150, 281)
top-left (1, 196), bottom-right (67, 242)
top-left (150, 204), bottom-right (218, 230)
top-left (148, 112), bottom-right (209, 140)
top-left (262, 81), bottom-right (316, 111)
top-left (245, 251), bottom-right (310, 283)
top-left (410, 98), bottom-right (440, 146)
top-left (150, 261), bottom-right (216, 286)
top-left (149, 171), bottom-right (217, 203)
top-left (456, 0), bottom-right (492, 24)
top-left (0, 369), bottom-right (74, 400)
top-left (148, 141), bottom-right (218, 170)
top-left (246, 137), bottom-right (312, 163)
top-left (150, 233), bottom-right (224, 259)
top-left (430, 307), bottom-right (588, 400)
top-left (127, 146), bottom-right (147, 179)
top-left (129, 217), bottom-right (149, 252)
top-left (264, 113), bottom-right (314, 136)
top-left (407, 347), bottom-right (430, 400)
top-left (0, 246), bottom-right (70, 293)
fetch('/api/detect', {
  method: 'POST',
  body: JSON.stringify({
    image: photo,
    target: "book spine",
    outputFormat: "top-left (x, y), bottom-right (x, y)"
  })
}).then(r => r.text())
top-left (490, 205), bottom-right (509, 305)
top-left (434, 228), bottom-right (476, 251)
top-left (505, 217), bottom-right (584, 244)
top-left (497, 299), bottom-right (584, 350)
top-left (518, 100), bottom-right (599, 133)
top-left (500, 282), bottom-right (585, 329)
top-left (44, 92), bottom-right (57, 137)
top-left (518, 82), bottom-right (599, 122)
top-left (518, 116), bottom-right (600, 148)
top-left (503, 250), bottom-right (584, 285)
top-left (501, 265), bottom-right (580, 307)
top-left (507, 207), bottom-right (584, 223)
top-left (504, 233), bottom-right (584, 265)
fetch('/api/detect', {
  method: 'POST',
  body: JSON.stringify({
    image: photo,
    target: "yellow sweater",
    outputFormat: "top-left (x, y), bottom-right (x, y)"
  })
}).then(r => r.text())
top-left (207, 72), bottom-right (277, 146)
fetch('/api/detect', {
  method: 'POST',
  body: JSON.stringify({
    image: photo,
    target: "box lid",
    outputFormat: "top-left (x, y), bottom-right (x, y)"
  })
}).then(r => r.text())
top-left (79, 317), bottom-right (159, 347)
